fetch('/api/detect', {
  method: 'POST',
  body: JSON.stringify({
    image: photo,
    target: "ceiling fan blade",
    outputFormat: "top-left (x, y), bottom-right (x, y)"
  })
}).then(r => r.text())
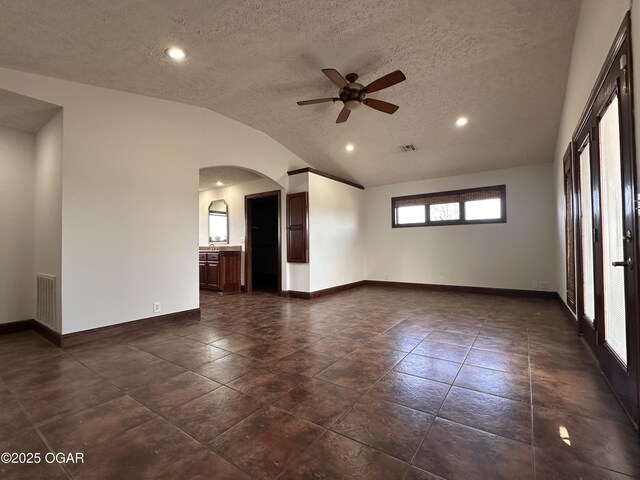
top-left (322, 68), bottom-right (349, 89)
top-left (336, 106), bottom-right (351, 123)
top-left (363, 98), bottom-right (399, 114)
top-left (297, 98), bottom-right (337, 106)
top-left (363, 70), bottom-right (406, 93)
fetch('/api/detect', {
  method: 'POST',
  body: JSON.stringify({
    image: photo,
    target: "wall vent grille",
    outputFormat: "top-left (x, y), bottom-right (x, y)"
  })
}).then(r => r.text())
top-left (36, 274), bottom-right (57, 330)
top-left (399, 144), bottom-right (417, 153)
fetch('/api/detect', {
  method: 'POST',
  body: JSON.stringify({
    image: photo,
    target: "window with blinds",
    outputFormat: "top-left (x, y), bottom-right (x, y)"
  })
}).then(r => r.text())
top-left (392, 184), bottom-right (506, 227)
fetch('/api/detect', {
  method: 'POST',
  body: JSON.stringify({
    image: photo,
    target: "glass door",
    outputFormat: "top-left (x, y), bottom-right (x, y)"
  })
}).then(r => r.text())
top-left (589, 35), bottom-right (639, 426)
top-left (598, 95), bottom-right (628, 365)
top-left (572, 23), bottom-right (639, 428)
top-left (575, 128), bottom-right (597, 347)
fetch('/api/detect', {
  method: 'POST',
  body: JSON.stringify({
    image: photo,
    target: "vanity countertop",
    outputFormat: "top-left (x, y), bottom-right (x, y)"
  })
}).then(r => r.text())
top-left (198, 245), bottom-right (242, 252)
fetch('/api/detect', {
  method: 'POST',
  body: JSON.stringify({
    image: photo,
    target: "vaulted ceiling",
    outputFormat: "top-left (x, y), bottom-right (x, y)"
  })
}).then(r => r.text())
top-left (0, 0), bottom-right (580, 186)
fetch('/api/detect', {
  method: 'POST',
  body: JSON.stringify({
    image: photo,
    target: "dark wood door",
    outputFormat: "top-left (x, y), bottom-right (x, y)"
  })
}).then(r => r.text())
top-left (205, 262), bottom-right (220, 290)
top-left (287, 192), bottom-right (308, 263)
top-left (199, 262), bottom-right (207, 288)
top-left (574, 122), bottom-right (598, 348)
top-left (222, 252), bottom-right (241, 293)
top-left (589, 38), bottom-right (639, 425)
top-left (573, 22), bottom-right (639, 428)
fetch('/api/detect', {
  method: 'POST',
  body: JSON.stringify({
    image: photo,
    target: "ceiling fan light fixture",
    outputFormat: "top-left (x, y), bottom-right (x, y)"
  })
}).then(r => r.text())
top-left (165, 47), bottom-right (186, 60)
top-left (344, 99), bottom-right (362, 111)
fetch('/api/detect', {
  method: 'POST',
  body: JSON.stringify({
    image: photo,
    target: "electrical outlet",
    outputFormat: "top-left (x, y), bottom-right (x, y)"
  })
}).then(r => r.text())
top-left (153, 302), bottom-right (161, 313)
top-left (438, 276), bottom-right (445, 284)
top-left (385, 273), bottom-right (389, 280)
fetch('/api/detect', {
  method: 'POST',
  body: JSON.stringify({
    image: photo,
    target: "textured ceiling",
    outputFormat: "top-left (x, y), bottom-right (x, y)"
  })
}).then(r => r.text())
top-left (0, 88), bottom-right (60, 133)
top-left (0, 0), bottom-right (580, 186)
top-left (199, 166), bottom-right (262, 191)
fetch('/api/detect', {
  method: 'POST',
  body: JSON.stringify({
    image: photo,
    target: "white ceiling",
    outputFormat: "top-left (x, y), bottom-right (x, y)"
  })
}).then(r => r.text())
top-left (199, 166), bottom-right (263, 191)
top-left (0, 88), bottom-right (60, 133)
top-left (0, 0), bottom-right (580, 186)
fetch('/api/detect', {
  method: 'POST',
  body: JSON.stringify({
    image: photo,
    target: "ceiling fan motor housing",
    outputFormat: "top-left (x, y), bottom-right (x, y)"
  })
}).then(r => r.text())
top-left (340, 81), bottom-right (365, 110)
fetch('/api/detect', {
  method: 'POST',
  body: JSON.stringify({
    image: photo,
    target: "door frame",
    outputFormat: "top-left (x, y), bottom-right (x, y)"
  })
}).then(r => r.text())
top-left (573, 124), bottom-right (599, 347)
top-left (570, 12), bottom-right (640, 428)
top-left (244, 190), bottom-right (282, 294)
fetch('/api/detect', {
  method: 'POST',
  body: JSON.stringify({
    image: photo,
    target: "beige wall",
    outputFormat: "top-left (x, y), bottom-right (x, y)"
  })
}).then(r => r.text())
top-left (34, 111), bottom-right (63, 331)
top-left (0, 126), bottom-right (35, 324)
top-left (364, 163), bottom-right (556, 291)
top-left (309, 173), bottom-right (365, 291)
top-left (0, 67), bottom-right (309, 334)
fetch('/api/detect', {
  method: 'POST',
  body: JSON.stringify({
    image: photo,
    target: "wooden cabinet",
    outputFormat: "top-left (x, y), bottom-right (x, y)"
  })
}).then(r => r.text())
top-left (199, 250), bottom-right (241, 293)
top-left (286, 192), bottom-right (308, 263)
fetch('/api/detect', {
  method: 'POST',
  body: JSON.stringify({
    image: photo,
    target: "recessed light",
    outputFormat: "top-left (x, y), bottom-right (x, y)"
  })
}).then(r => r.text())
top-left (345, 144), bottom-right (355, 152)
top-left (165, 47), bottom-right (186, 60)
top-left (455, 116), bottom-right (468, 127)
top-left (216, 181), bottom-right (224, 186)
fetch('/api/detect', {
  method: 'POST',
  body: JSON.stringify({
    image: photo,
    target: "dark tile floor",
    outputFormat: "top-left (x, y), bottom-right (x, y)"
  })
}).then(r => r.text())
top-left (1, 286), bottom-right (639, 479)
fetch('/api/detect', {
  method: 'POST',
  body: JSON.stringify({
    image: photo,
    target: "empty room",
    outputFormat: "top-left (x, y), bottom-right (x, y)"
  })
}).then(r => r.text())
top-left (1, 0), bottom-right (640, 479)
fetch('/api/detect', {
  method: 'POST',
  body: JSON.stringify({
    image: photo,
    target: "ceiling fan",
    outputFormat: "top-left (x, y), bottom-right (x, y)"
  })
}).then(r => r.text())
top-left (297, 68), bottom-right (406, 124)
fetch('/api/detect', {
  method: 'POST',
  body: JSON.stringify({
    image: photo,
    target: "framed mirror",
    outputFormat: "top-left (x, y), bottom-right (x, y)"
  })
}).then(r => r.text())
top-left (208, 199), bottom-right (229, 243)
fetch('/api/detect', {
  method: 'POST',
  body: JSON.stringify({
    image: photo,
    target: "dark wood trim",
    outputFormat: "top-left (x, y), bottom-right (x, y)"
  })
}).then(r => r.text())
top-left (0, 319), bottom-right (35, 335)
top-left (572, 12), bottom-right (631, 140)
top-left (59, 308), bottom-right (201, 348)
top-left (0, 320), bottom-right (62, 346)
top-left (0, 309), bottom-right (205, 348)
top-left (286, 280), bottom-right (366, 299)
top-left (555, 292), bottom-right (579, 331)
top-left (244, 190), bottom-right (282, 294)
top-left (32, 321), bottom-right (63, 347)
top-left (563, 142), bottom-right (577, 313)
top-left (287, 167), bottom-right (365, 190)
top-left (282, 280), bottom-right (553, 300)
top-left (391, 184), bottom-right (507, 228)
top-left (363, 280), bottom-right (557, 299)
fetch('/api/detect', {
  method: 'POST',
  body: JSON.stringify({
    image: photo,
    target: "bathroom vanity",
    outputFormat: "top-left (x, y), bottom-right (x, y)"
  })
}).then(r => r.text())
top-left (198, 247), bottom-right (241, 293)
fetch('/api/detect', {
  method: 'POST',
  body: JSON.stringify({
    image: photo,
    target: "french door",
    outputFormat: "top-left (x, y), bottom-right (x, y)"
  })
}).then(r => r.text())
top-left (573, 19), bottom-right (639, 428)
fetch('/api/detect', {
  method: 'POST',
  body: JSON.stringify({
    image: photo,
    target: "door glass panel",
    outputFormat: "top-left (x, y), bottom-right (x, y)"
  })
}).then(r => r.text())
top-left (579, 146), bottom-right (595, 323)
top-left (598, 95), bottom-right (627, 365)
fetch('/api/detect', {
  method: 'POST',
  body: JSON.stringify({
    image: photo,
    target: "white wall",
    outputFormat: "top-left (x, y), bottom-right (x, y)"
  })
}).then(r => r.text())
top-left (364, 163), bottom-right (556, 291)
top-left (309, 174), bottom-right (365, 291)
top-left (0, 127), bottom-right (35, 324)
top-left (553, 0), bottom-right (630, 306)
top-left (0, 67), bottom-right (308, 334)
top-left (34, 111), bottom-right (64, 331)
top-left (199, 177), bottom-right (285, 286)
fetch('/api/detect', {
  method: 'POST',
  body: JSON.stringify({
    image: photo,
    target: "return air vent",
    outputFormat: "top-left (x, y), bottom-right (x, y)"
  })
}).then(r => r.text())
top-left (399, 144), bottom-right (417, 153)
top-left (36, 274), bottom-right (57, 330)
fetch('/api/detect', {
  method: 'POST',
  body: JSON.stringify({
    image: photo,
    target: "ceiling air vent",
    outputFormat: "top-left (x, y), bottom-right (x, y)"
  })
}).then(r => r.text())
top-left (399, 144), bottom-right (417, 153)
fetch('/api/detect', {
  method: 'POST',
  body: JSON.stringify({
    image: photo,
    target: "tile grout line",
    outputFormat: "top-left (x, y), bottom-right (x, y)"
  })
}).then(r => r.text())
top-left (1, 376), bottom-right (73, 480)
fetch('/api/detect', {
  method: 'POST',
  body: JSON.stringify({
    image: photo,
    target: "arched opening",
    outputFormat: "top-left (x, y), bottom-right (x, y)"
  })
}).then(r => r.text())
top-left (198, 165), bottom-right (284, 294)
